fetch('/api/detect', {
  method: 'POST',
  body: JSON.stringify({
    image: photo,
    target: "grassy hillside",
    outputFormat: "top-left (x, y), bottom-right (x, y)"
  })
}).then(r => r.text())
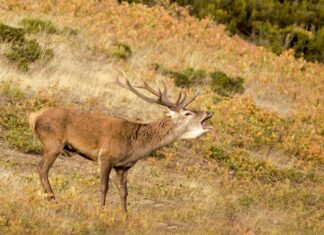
top-left (0, 0), bottom-right (323, 234)
top-left (123, 0), bottom-right (324, 63)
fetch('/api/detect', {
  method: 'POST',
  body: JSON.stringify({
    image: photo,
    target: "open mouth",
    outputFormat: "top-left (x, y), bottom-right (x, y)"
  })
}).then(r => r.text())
top-left (201, 112), bottom-right (213, 130)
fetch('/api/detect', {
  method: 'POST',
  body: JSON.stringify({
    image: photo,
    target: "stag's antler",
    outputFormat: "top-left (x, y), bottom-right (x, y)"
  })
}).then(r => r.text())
top-left (112, 71), bottom-right (199, 110)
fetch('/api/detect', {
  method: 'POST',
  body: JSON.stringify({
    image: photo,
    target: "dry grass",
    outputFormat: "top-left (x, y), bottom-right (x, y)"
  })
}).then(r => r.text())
top-left (0, 0), bottom-right (323, 234)
top-left (0, 141), bottom-right (323, 234)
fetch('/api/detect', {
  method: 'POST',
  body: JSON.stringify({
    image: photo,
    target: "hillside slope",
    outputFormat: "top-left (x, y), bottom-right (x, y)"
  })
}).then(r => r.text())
top-left (0, 0), bottom-right (323, 234)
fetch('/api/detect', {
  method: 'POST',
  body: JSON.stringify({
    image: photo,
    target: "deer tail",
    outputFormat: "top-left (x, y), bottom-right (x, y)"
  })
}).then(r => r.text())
top-left (29, 111), bottom-right (42, 133)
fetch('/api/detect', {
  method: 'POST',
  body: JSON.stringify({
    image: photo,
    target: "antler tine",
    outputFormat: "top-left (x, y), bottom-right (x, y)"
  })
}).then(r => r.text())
top-left (180, 91), bottom-right (187, 105)
top-left (159, 81), bottom-right (177, 108)
top-left (182, 91), bottom-right (200, 108)
top-left (176, 91), bottom-right (182, 105)
top-left (161, 80), bottom-right (168, 96)
top-left (113, 76), bottom-right (158, 104)
top-left (176, 91), bottom-right (187, 107)
top-left (120, 70), bottom-right (128, 78)
top-left (137, 80), bottom-right (160, 96)
top-left (112, 77), bottom-right (129, 90)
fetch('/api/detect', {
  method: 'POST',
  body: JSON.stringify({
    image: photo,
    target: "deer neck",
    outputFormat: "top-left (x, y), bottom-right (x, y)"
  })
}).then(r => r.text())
top-left (131, 117), bottom-right (185, 157)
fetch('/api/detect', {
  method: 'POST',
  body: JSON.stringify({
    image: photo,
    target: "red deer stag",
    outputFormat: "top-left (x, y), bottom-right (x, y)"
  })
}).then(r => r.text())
top-left (29, 76), bottom-right (213, 213)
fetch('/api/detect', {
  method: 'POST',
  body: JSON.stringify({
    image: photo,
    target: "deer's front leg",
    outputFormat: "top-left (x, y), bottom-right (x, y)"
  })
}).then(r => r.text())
top-left (99, 159), bottom-right (113, 206)
top-left (115, 167), bottom-right (129, 213)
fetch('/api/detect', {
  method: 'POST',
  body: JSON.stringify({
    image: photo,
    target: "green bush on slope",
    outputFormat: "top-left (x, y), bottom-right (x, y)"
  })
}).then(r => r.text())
top-left (112, 42), bottom-right (133, 59)
top-left (162, 67), bottom-right (207, 88)
top-left (19, 17), bottom-right (78, 36)
top-left (155, 64), bottom-right (245, 96)
top-left (19, 18), bottom-right (59, 34)
top-left (0, 23), bottom-right (53, 71)
top-left (0, 23), bottom-right (24, 42)
top-left (210, 71), bottom-right (244, 97)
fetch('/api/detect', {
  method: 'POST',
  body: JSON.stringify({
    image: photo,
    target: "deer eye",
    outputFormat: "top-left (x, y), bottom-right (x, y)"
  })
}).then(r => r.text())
top-left (185, 112), bottom-right (193, 116)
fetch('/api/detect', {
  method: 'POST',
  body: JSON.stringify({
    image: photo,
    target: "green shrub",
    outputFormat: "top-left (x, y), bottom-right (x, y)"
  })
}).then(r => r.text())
top-left (18, 17), bottom-right (78, 36)
top-left (19, 18), bottom-right (59, 34)
top-left (282, 27), bottom-right (312, 57)
top-left (5, 39), bottom-right (41, 71)
top-left (208, 145), bottom-right (227, 161)
top-left (0, 22), bottom-right (54, 71)
top-left (113, 42), bottom-right (132, 59)
top-left (0, 23), bottom-right (24, 43)
top-left (210, 71), bottom-right (244, 97)
top-left (163, 67), bottom-right (207, 88)
top-left (251, 21), bottom-right (317, 57)
top-left (251, 21), bottom-right (283, 54)
top-left (164, 70), bottom-right (191, 87)
top-left (302, 27), bottom-right (324, 63)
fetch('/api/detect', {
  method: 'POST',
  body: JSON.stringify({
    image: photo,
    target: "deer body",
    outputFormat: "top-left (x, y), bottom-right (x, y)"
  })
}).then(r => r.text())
top-left (32, 107), bottom-right (187, 164)
top-left (30, 77), bottom-right (212, 213)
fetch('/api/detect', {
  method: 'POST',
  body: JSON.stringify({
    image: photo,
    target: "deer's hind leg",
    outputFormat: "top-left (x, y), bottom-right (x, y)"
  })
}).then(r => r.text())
top-left (37, 139), bottom-right (63, 200)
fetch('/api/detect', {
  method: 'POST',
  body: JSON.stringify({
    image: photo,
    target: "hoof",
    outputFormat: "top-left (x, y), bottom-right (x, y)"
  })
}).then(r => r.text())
top-left (121, 212), bottom-right (128, 221)
top-left (44, 193), bottom-right (55, 201)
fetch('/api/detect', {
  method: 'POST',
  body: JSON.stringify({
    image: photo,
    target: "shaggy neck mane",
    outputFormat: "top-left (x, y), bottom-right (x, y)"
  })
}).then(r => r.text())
top-left (130, 117), bottom-right (184, 155)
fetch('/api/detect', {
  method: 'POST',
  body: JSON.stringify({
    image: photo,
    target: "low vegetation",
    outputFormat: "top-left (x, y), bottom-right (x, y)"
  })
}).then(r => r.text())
top-left (210, 71), bottom-right (244, 97)
top-left (0, 22), bottom-right (53, 71)
top-left (0, 23), bottom-right (24, 42)
top-left (19, 17), bottom-right (78, 36)
top-left (208, 96), bottom-right (323, 165)
top-left (19, 18), bottom-right (59, 35)
top-left (157, 65), bottom-right (207, 87)
top-left (112, 42), bottom-right (133, 59)
top-left (156, 65), bottom-right (245, 97)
